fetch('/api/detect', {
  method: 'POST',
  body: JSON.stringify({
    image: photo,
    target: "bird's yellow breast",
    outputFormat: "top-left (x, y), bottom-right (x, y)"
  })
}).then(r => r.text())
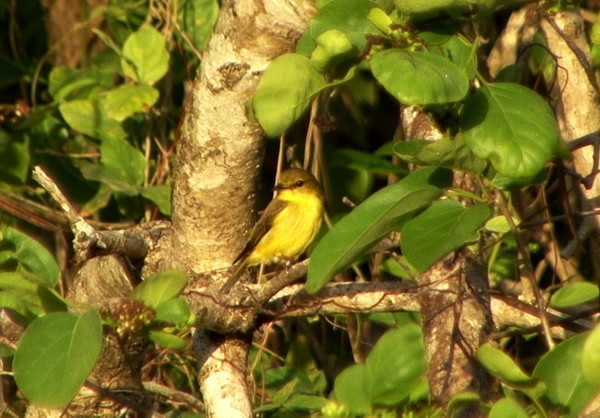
top-left (246, 189), bottom-right (323, 266)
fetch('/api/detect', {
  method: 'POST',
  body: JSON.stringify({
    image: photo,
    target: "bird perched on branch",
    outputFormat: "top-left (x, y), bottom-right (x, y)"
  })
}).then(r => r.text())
top-left (220, 168), bottom-right (325, 293)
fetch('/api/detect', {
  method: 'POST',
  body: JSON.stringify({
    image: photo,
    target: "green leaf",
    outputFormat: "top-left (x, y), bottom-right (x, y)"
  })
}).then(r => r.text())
top-left (395, 0), bottom-right (490, 14)
top-left (334, 366), bottom-right (370, 414)
top-left (460, 82), bottom-right (559, 180)
top-left (148, 330), bottom-right (189, 350)
top-left (37, 285), bottom-right (68, 313)
top-left (365, 325), bottom-right (425, 405)
top-left (59, 99), bottom-right (126, 140)
top-left (421, 32), bottom-right (478, 79)
top-left (121, 24), bottom-right (169, 84)
top-left (477, 343), bottom-right (533, 384)
top-left (2, 227), bottom-right (60, 286)
top-left (48, 66), bottom-right (113, 101)
top-left (330, 148), bottom-right (406, 175)
top-left (102, 84), bottom-right (159, 121)
top-left (252, 54), bottom-right (327, 137)
top-left (131, 270), bottom-right (189, 308)
top-left (0, 130), bottom-right (30, 183)
top-left (334, 325), bottom-right (425, 413)
top-left (0, 272), bottom-right (44, 318)
top-left (402, 200), bottom-right (491, 272)
top-left (309, 0), bottom-right (381, 53)
top-left (178, 0), bottom-right (219, 52)
top-left (79, 135), bottom-right (147, 194)
top-left (103, 132), bottom-right (146, 186)
top-left (285, 394), bottom-right (327, 411)
top-left (489, 398), bottom-right (529, 418)
top-left (141, 184), bottom-right (172, 215)
top-left (393, 137), bottom-right (486, 173)
top-left (310, 29), bottom-right (354, 72)
top-left (582, 326), bottom-right (600, 387)
top-left (0, 291), bottom-right (38, 319)
top-left (306, 167), bottom-right (451, 293)
top-left (155, 298), bottom-right (192, 325)
top-left (371, 49), bottom-right (469, 105)
top-left (13, 311), bottom-right (103, 408)
top-left (550, 282), bottom-right (599, 309)
top-left (533, 333), bottom-right (595, 415)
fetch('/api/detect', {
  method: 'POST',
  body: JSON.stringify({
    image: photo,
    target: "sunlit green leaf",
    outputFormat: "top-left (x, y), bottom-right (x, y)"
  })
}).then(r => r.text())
top-left (1, 227), bottom-right (60, 286)
top-left (140, 184), bottom-right (172, 215)
top-left (393, 137), bottom-right (486, 173)
top-left (59, 99), bottom-right (126, 140)
top-left (48, 66), bottom-right (112, 101)
top-left (371, 49), bottom-right (469, 105)
top-left (148, 330), bottom-right (189, 350)
top-left (178, 0), bottom-right (219, 52)
top-left (121, 25), bottom-right (169, 84)
top-left (252, 54), bottom-right (327, 137)
top-left (132, 270), bottom-right (189, 308)
top-left (402, 200), bottom-right (491, 272)
top-left (13, 311), bottom-right (102, 408)
top-left (335, 325), bottom-right (425, 413)
top-left (582, 326), bottom-right (600, 387)
top-left (310, 0), bottom-right (380, 52)
top-left (460, 83), bottom-right (559, 180)
top-left (550, 282), bottom-right (599, 309)
top-left (534, 333), bottom-right (595, 415)
top-left (307, 167), bottom-right (451, 293)
top-left (155, 298), bottom-right (192, 325)
top-left (489, 398), bottom-right (528, 418)
top-left (102, 84), bottom-right (159, 121)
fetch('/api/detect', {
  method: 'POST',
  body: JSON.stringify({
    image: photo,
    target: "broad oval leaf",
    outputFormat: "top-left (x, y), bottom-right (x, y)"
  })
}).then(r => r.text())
top-left (460, 82), bottom-right (559, 180)
top-left (2, 227), bottom-right (60, 286)
top-left (178, 0), bottom-right (219, 52)
top-left (533, 333), bottom-right (596, 415)
top-left (306, 167), bottom-right (451, 293)
top-left (393, 137), bottom-right (486, 173)
top-left (48, 66), bottom-right (113, 101)
top-left (395, 0), bottom-right (482, 14)
top-left (252, 54), bottom-right (326, 137)
top-left (148, 330), bottom-right (189, 350)
top-left (59, 100), bottom-right (126, 140)
top-left (371, 49), bottom-right (469, 105)
top-left (365, 325), bottom-right (425, 406)
top-left (334, 325), bottom-right (425, 413)
top-left (131, 270), bottom-right (189, 308)
top-left (489, 398), bottom-right (529, 418)
top-left (310, 0), bottom-right (381, 53)
top-left (141, 184), bottom-right (172, 215)
top-left (477, 343), bottom-right (534, 385)
top-left (102, 84), bottom-right (159, 121)
top-left (333, 364), bottom-right (370, 414)
top-left (402, 200), bottom-right (491, 272)
top-left (582, 325), bottom-right (600, 386)
top-left (550, 282), bottom-right (599, 309)
top-left (121, 24), bottom-right (169, 85)
top-left (13, 311), bottom-right (103, 408)
top-left (155, 297), bottom-right (192, 325)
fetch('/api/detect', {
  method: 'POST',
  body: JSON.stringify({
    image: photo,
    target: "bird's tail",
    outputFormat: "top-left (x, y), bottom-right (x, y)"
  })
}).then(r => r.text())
top-left (220, 261), bottom-right (248, 293)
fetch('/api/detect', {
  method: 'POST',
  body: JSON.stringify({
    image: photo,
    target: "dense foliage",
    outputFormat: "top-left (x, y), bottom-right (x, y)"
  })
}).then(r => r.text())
top-left (2, 0), bottom-right (600, 417)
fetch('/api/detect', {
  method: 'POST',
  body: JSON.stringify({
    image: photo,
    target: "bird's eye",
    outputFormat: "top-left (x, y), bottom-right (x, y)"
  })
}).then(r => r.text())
top-left (295, 180), bottom-right (304, 187)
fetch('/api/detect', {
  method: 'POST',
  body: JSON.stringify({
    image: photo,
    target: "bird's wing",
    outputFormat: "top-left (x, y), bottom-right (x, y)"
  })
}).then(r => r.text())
top-left (232, 198), bottom-right (288, 265)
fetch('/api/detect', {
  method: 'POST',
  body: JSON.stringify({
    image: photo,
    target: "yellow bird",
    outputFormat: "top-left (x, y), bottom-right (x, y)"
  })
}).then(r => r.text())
top-left (220, 168), bottom-right (325, 293)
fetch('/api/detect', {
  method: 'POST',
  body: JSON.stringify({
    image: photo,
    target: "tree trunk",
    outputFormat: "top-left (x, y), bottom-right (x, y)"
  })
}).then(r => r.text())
top-left (168, 1), bottom-right (315, 416)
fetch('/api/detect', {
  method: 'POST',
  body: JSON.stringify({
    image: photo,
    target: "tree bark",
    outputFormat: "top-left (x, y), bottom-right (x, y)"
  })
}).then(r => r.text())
top-left (168, 1), bottom-right (315, 416)
top-left (401, 106), bottom-right (494, 416)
